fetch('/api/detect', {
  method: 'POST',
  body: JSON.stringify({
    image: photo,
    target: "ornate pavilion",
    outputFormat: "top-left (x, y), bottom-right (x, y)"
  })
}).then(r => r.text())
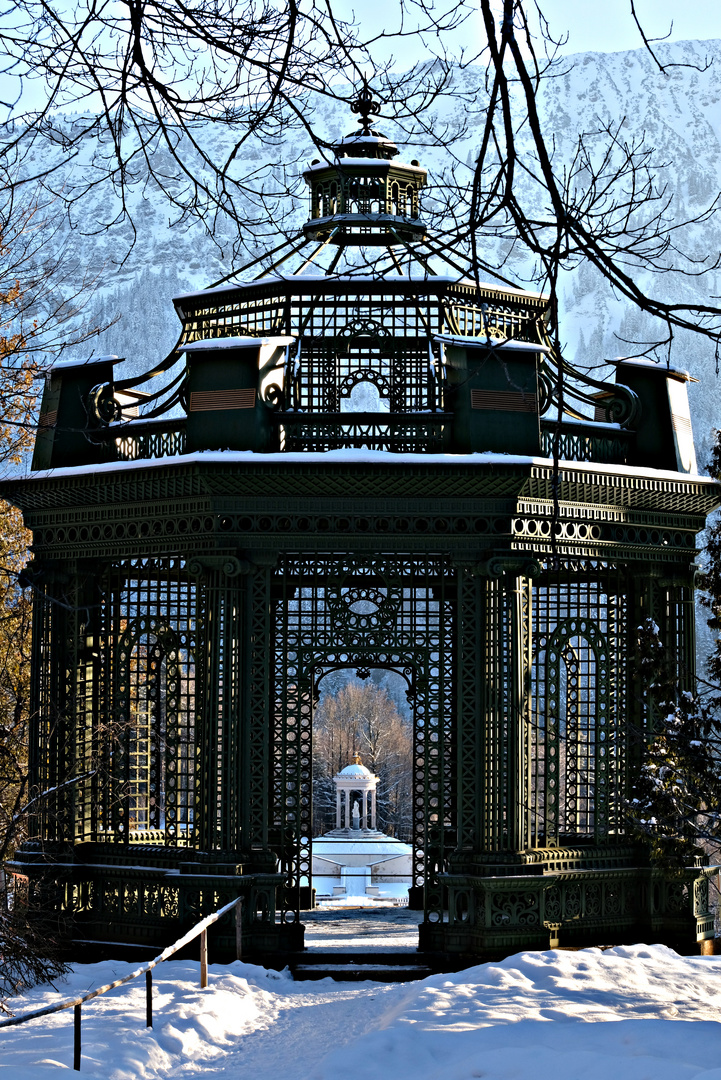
top-left (4, 89), bottom-right (720, 964)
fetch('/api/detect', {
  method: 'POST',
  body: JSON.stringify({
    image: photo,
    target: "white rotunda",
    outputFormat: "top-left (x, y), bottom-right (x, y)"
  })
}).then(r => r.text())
top-left (333, 755), bottom-right (379, 833)
top-left (312, 754), bottom-right (412, 904)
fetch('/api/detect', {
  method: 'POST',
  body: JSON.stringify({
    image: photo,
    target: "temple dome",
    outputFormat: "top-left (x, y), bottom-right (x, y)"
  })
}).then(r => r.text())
top-left (338, 761), bottom-right (373, 778)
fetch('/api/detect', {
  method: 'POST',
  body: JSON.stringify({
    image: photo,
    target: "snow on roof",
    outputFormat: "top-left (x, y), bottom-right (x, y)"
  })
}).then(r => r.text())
top-left (435, 334), bottom-right (551, 352)
top-left (615, 357), bottom-right (694, 381)
top-left (337, 762), bottom-right (374, 779)
top-left (178, 336), bottom-right (294, 352)
top-left (44, 354), bottom-right (121, 374)
top-left (174, 276), bottom-right (547, 301)
top-left (303, 158), bottom-right (425, 173)
top-left (26, 448), bottom-right (719, 486)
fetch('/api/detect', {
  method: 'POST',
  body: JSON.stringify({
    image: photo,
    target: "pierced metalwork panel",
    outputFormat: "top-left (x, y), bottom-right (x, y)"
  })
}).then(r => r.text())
top-left (529, 563), bottom-right (628, 848)
top-left (295, 335), bottom-right (434, 415)
top-left (101, 559), bottom-right (199, 847)
top-left (29, 577), bottom-right (75, 843)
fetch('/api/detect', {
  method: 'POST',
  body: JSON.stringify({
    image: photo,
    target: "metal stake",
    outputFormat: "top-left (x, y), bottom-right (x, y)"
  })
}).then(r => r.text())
top-left (146, 969), bottom-right (153, 1027)
top-left (235, 897), bottom-right (243, 961)
top-left (73, 1003), bottom-right (81, 1071)
top-left (200, 928), bottom-right (208, 988)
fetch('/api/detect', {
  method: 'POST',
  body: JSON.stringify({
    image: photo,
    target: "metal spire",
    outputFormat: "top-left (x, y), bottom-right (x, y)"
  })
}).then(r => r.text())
top-left (350, 79), bottom-right (381, 135)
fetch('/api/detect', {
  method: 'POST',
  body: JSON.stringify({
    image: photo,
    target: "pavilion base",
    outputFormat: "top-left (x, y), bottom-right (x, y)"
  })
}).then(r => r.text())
top-left (420, 857), bottom-right (715, 961)
top-left (7, 841), bottom-right (304, 962)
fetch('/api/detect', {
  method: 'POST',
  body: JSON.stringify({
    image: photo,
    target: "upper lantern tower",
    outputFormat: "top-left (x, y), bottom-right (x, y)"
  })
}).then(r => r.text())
top-left (302, 83), bottom-right (427, 245)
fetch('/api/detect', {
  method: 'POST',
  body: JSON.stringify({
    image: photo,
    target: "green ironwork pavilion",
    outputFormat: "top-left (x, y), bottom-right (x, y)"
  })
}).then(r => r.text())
top-left (5, 91), bottom-right (720, 964)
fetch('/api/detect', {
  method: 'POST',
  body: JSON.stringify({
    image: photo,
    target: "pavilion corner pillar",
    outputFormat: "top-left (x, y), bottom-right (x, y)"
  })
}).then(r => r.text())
top-left (455, 561), bottom-right (533, 857)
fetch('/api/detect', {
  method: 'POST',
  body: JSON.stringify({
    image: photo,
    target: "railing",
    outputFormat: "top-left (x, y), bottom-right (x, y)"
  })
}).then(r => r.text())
top-left (540, 419), bottom-right (633, 465)
top-left (114, 417), bottom-right (187, 461)
top-left (278, 411), bottom-right (450, 453)
top-left (91, 412), bottom-right (634, 466)
top-left (0, 896), bottom-right (242, 1072)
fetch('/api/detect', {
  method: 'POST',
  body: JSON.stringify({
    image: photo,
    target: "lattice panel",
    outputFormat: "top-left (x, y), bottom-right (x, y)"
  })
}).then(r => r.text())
top-left (98, 559), bottom-right (198, 847)
top-left (247, 566), bottom-right (272, 849)
top-left (456, 569), bottom-right (481, 852)
top-left (29, 583), bottom-right (61, 841)
top-left (296, 336), bottom-right (433, 418)
top-left (529, 563), bottom-right (628, 846)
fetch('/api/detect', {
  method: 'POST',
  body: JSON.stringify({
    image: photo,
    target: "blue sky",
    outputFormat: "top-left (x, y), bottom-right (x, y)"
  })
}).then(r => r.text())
top-left (533, 0), bottom-right (721, 54)
top-left (337, 1), bottom-right (721, 67)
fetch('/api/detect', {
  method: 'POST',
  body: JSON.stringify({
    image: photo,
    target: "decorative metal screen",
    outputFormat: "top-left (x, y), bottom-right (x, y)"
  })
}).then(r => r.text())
top-left (529, 563), bottom-right (627, 846)
top-left (105, 559), bottom-right (198, 846)
top-left (295, 334), bottom-right (433, 414)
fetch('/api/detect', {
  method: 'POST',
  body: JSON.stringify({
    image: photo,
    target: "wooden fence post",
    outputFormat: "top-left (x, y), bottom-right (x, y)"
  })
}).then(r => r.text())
top-left (200, 928), bottom-right (208, 988)
top-left (73, 1003), bottom-right (81, 1071)
top-left (235, 898), bottom-right (243, 961)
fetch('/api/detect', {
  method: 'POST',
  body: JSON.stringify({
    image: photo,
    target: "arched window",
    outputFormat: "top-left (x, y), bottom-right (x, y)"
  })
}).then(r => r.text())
top-left (116, 619), bottom-right (196, 843)
top-left (532, 618), bottom-right (610, 844)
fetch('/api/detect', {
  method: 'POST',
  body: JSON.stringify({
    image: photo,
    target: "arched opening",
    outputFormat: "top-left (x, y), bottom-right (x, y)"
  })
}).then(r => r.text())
top-left (270, 554), bottom-right (456, 940)
top-left (531, 617), bottom-right (611, 845)
top-left (115, 619), bottom-right (196, 843)
top-left (339, 379), bottom-right (390, 414)
top-left (310, 668), bottom-right (414, 908)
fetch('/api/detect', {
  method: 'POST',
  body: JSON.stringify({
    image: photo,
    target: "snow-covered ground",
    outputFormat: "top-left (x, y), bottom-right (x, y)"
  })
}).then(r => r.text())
top-left (2, 939), bottom-right (721, 1079)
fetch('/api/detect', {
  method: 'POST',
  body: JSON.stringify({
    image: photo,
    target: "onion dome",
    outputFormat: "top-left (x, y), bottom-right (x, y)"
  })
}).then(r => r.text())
top-left (302, 83), bottom-right (427, 246)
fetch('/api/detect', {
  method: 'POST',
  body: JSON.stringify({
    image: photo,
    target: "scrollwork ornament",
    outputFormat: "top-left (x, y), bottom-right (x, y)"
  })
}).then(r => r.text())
top-left (223, 556), bottom-right (251, 578)
top-left (536, 369), bottom-right (554, 415)
top-left (600, 383), bottom-right (640, 428)
top-left (88, 383), bottom-right (122, 426)
top-left (474, 556), bottom-right (542, 579)
top-left (263, 383), bottom-right (284, 411)
top-left (326, 559), bottom-right (402, 639)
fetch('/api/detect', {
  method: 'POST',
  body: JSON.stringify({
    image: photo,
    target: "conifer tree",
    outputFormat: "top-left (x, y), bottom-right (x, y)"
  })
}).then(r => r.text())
top-left (628, 429), bottom-right (721, 868)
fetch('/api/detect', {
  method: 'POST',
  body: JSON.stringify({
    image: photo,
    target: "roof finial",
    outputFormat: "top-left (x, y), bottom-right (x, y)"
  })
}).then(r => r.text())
top-left (350, 79), bottom-right (381, 136)
top-left (353, 752), bottom-right (362, 765)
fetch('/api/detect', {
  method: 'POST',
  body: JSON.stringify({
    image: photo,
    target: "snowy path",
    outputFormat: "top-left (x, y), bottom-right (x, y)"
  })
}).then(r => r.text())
top-left (3, 945), bottom-right (721, 1079)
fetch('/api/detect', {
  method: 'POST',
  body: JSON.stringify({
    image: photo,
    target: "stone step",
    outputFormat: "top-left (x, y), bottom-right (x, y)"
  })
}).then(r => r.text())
top-left (289, 967), bottom-right (431, 984)
top-left (288, 949), bottom-right (437, 982)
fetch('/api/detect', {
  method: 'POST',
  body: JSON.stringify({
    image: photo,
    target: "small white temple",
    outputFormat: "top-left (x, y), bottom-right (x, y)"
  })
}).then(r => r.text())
top-left (333, 755), bottom-right (379, 832)
top-left (312, 755), bottom-right (412, 905)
